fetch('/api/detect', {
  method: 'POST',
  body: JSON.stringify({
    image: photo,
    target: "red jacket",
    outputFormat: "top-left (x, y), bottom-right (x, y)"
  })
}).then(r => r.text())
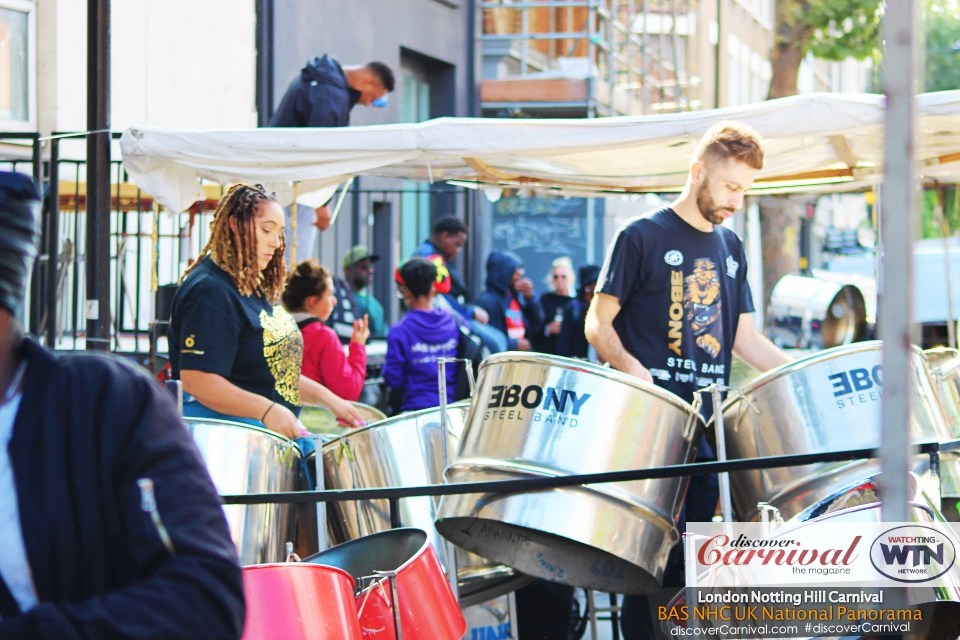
top-left (300, 320), bottom-right (367, 401)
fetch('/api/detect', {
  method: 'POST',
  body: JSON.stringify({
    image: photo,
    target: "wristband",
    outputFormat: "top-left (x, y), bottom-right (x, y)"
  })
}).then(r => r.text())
top-left (261, 402), bottom-right (276, 422)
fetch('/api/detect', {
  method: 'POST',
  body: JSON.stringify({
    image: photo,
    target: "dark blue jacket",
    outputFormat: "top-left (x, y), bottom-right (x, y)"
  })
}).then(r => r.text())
top-left (382, 308), bottom-right (459, 411)
top-left (269, 55), bottom-right (360, 128)
top-left (0, 339), bottom-right (244, 639)
top-left (476, 251), bottom-right (544, 350)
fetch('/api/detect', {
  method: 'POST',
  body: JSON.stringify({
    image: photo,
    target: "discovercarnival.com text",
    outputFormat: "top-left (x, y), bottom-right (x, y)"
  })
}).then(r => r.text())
top-left (668, 621), bottom-right (912, 637)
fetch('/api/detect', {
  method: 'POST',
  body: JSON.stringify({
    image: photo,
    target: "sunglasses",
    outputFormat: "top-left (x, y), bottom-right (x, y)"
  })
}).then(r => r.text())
top-left (553, 274), bottom-right (568, 280)
top-left (395, 286), bottom-right (406, 300)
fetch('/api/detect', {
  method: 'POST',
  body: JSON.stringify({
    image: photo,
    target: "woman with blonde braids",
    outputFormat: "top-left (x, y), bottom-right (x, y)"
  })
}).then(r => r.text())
top-left (169, 184), bottom-right (362, 438)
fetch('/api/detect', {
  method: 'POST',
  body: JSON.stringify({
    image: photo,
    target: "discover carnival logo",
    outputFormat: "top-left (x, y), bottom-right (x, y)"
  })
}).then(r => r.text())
top-left (869, 526), bottom-right (957, 583)
top-left (664, 250), bottom-right (684, 266)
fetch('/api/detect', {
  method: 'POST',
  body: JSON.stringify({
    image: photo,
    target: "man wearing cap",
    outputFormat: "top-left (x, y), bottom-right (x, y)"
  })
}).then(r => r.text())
top-left (344, 245), bottom-right (385, 336)
top-left (326, 245), bottom-right (385, 342)
top-left (0, 172), bottom-right (244, 638)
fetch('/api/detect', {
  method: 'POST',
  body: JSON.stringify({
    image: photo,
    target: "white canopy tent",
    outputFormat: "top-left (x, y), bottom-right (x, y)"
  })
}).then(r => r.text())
top-left (120, 91), bottom-right (960, 213)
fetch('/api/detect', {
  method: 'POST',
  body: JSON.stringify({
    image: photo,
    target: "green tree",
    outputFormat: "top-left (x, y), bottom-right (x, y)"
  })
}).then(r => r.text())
top-left (767, 0), bottom-right (883, 99)
top-left (925, 0), bottom-right (960, 92)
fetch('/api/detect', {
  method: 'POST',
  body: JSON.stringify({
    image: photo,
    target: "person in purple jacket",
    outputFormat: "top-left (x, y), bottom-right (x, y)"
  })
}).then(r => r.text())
top-left (383, 258), bottom-right (459, 412)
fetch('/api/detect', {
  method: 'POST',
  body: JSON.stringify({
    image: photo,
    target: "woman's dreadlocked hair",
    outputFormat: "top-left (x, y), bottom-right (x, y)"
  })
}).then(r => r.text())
top-left (181, 184), bottom-right (286, 301)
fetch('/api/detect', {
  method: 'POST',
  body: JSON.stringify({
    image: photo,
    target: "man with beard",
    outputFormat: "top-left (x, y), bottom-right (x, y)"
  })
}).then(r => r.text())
top-left (585, 121), bottom-right (791, 640)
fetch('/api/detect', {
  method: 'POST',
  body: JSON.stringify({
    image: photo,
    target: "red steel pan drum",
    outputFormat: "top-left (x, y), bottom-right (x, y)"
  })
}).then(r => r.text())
top-left (241, 563), bottom-right (362, 640)
top-left (304, 528), bottom-right (465, 640)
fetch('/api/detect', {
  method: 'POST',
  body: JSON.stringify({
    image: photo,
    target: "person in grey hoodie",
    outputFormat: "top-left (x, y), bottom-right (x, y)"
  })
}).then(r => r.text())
top-left (477, 251), bottom-right (544, 351)
top-left (382, 258), bottom-right (459, 412)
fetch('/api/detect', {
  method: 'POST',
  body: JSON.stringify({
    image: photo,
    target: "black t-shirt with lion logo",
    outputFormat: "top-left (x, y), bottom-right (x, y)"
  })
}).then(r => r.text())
top-left (596, 208), bottom-right (754, 422)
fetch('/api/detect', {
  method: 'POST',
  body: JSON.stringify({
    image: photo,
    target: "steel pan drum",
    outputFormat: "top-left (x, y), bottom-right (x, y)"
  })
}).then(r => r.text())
top-left (301, 402), bottom-right (387, 438)
top-left (241, 563), bottom-right (361, 640)
top-left (715, 341), bottom-right (951, 521)
top-left (435, 353), bottom-right (705, 594)
top-left (923, 347), bottom-right (960, 511)
top-left (304, 529), bottom-right (466, 640)
top-left (186, 418), bottom-right (301, 565)
top-left (321, 402), bottom-right (532, 607)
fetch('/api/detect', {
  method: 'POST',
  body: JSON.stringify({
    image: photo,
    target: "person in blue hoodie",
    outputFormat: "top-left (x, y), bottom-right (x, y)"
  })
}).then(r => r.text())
top-left (269, 55), bottom-right (395, 128)
top-left (477, 251), bottom-right (545, 351)
top-left (383, 258), bottom-right (459, 412)
top-left (269, 55), bottom-right (395, 255)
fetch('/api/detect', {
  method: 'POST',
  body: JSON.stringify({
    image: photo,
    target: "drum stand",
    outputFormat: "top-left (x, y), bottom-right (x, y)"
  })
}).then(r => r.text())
top-left (436, 358), bottom-right (477, 605)
top-left (695, 384), bottom-right (735, 526)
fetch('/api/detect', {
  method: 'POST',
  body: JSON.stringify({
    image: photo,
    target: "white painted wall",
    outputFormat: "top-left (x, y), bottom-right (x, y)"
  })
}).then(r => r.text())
top-left (38, 0), bottom-right (256, 150)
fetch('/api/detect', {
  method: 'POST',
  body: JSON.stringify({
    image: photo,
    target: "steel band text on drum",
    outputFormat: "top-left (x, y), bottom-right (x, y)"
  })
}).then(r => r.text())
top-left (484, 384), bottom-right (591, 426)
top-left (828, 365), bottom-right (883, 409)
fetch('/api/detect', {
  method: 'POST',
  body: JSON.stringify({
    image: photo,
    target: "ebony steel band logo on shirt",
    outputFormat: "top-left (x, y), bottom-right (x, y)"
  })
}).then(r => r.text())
top-left (484, 384), bottom-right (591, 427)
top-left (666, 257), bottom-right (723, 360)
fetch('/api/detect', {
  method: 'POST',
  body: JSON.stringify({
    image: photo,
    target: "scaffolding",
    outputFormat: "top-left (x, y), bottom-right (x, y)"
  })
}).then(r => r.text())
top-left (480, 0), bottom-right (702, 117)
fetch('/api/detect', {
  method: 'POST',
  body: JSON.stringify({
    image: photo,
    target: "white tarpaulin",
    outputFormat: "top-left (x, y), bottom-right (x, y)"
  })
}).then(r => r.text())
top-left (120, 91), bottom-right (960, 213)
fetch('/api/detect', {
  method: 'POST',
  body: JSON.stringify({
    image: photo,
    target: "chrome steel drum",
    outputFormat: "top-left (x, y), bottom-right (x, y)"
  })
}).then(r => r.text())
top-left (186, 418), bottom-right (301, 565)
top-left (435, 353), bottom-right (705, 595)
top-left (715, 341), bottom-right (951, 522)
top-left (300, 402), bottom-right (387, 438)
top-left (322, 402), bottom-right (532, 607)
top-left (924, 347), bottom-right (960, 509)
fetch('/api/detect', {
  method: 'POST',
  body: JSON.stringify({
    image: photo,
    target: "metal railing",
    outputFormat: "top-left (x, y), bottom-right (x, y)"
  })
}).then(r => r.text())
top-left (220, 441), bottom-right (959, 530)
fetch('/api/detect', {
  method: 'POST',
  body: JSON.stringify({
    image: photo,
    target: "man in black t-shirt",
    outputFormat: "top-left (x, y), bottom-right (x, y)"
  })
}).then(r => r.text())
top-left (586, 121), bottom-right (792, 639)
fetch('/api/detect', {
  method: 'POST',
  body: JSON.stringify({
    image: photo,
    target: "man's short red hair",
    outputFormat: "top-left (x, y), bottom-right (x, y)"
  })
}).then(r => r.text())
top-left (694, 120), bottom-right (764, 170)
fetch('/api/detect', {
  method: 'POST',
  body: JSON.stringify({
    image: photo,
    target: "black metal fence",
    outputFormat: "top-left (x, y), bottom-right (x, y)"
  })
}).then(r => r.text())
top-left (10, 132), bottom-right (473, 356)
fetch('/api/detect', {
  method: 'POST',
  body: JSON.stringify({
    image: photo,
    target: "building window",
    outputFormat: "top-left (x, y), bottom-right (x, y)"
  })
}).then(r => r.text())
top-left (0, 1), bottom-right (32, 127)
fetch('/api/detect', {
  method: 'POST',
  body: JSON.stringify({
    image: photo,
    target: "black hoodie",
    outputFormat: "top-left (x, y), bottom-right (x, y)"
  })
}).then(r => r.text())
top-left (269, 55), bottom-right (361, 128)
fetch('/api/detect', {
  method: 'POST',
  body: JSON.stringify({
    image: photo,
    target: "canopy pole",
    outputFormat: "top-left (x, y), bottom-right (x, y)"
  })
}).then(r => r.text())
top-left (879, 0), bottom-right (917, 586)
top-left (289, 182), bottom-right (298, 269)
top-left (85, 0), bottom-right (111, 351)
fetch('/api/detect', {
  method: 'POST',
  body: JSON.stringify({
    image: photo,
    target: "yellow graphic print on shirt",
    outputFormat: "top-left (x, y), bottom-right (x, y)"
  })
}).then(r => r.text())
top-left (683, 258), bottom-right (723, 358)
top-left (260, 306), bottom-right (303, 406)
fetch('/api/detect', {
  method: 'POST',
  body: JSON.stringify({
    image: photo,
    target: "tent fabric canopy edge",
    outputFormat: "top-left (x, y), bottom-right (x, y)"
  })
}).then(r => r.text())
top-left (120, 91), bottom-right (960, 213)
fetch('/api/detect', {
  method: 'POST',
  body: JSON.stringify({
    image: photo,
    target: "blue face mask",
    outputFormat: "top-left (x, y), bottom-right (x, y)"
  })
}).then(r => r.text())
top-left (371, 95), bottom-right (389, 108)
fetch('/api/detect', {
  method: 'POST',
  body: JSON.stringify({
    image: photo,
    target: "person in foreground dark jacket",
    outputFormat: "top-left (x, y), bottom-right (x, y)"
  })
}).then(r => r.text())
top-left (0, 172), bottom-right (244, 639)
top-left (477, 251), bottom-right (544, 351)
top-left (269, 55), bottom-right (395, 128)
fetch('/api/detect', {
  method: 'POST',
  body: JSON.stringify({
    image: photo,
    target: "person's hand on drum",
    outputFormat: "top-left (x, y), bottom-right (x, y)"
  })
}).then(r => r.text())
top-left (262, 403), bottom-right (302, 439)
top-left (351, 314), bottom-right (370, 346)
top-left (628, 362), bottom-right (654, 384)
top-left (329, 395), bottom-right (364, 427)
